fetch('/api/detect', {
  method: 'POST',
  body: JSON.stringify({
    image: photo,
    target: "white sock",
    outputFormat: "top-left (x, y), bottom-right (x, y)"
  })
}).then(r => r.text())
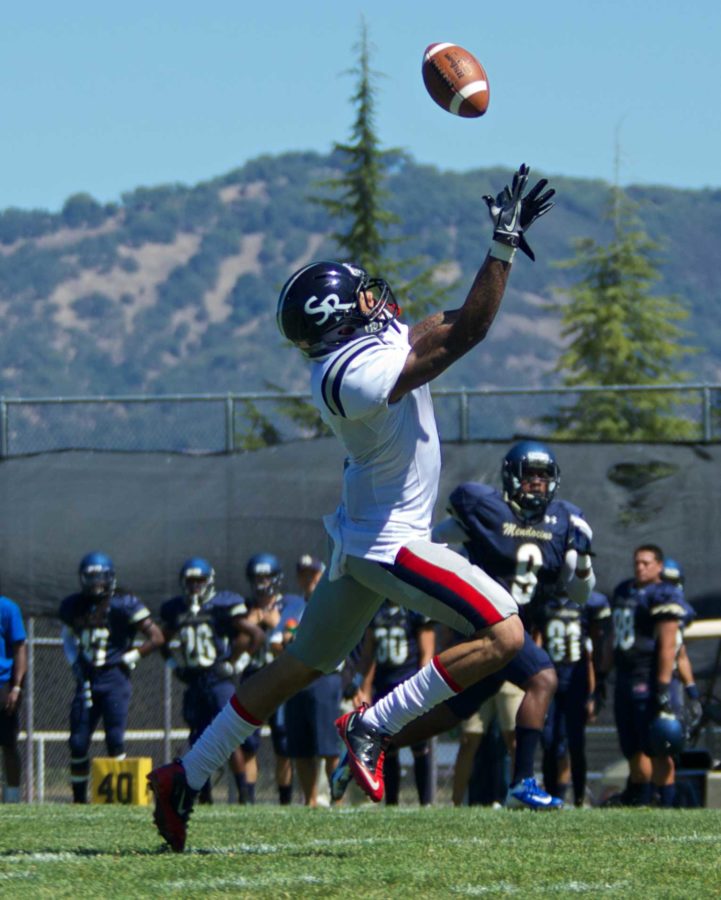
top-left (362, 656), bottom-right (460, 735)
top-left (182, 697), bottom-right (260, 791)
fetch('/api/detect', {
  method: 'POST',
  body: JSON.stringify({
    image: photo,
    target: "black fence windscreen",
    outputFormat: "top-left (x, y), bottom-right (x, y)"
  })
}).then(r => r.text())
top-left (0, 440), bottom-right (719, 618)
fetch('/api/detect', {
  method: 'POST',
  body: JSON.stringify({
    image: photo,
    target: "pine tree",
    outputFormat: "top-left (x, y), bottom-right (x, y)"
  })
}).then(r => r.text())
top-left (313, 20), bottom-right (451, 319)
top-left (242, 22), bottom-right (451, 448)
top-left (544, 188), bottom-right (697, 441)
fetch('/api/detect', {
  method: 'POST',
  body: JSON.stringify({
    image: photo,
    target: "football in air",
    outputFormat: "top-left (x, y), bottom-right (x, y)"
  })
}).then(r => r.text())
top-left (422, 43), bottom-right (490, 118)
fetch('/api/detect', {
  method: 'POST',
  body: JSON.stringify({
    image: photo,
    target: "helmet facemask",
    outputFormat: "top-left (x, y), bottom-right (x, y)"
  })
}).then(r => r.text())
top-left (509, 465), bottom-right (557, 519)
top-left (309, 271), bottom-right (399, 355)
top-left (180, 559), bottom-right (216, 611)
top-left (80, 566), bottom-right (116, 600)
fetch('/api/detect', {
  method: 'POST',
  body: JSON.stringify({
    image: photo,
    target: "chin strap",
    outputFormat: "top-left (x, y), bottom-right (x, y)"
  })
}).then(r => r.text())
top-left (508, 496), bottom-right (546, 523)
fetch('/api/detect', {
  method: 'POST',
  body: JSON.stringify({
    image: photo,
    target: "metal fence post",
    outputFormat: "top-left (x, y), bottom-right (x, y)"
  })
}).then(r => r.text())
top-left (36, 737), bottom-right (45, 803)
top-left (25, 617), bottom-right (35, 802)
top-left (459, 389), bottom-right (469, 443)
top-left (163, 662), bottom-right (172, 764)
top-left (429, 736), bottom-right (438, 803)
top-left (0, 398), bottom-right (7, 459)
top-left (702, 385), bottom-right (712, 443)
top-left (225, 394), bottom-right (235, 453)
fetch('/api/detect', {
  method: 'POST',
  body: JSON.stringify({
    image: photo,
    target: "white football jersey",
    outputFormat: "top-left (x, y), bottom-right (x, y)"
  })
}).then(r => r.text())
top-left (311, 320), bottom-right (441, 572)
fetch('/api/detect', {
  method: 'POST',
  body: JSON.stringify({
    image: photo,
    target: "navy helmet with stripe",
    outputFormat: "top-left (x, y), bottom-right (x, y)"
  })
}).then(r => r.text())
top-left (246, 552), bottom-right (283, 600)
top-left (78, 551), bottom-right (117, 599)
top-left (179, 557), bottom-right (216, 604)
top-left (277, 261), bottom-right (400, 357)
top-left (502, 440), bottom-right (560, 520)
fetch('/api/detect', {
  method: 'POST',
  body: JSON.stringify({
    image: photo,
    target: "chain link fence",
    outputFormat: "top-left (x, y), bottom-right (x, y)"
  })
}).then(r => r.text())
top-left (1, 384), bottom-right (720, 457)
top-left (13, 617), bottom-right (721, 807)
top-left (19, 617), bottom-right (299, 805)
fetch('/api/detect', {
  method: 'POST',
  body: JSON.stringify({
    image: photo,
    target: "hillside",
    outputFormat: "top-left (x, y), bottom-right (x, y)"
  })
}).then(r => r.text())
top-left (2, 150), bottom-right (720, 398)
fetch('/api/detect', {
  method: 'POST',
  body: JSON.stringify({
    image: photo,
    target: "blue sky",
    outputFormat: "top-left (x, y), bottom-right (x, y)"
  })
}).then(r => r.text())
top-left (2, 1), bottom-right (719, 211)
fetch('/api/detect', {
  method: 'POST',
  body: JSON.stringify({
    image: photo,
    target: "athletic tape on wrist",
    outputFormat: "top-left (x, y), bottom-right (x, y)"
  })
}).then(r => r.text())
top-left (490, 240), bottom-right (517, 263)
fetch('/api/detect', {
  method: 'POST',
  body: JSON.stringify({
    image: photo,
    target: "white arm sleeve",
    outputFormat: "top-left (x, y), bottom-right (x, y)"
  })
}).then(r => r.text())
top-left (563, 549), bottom-right (596, 605)
top-left (61, 626), bottom-right (80, 665)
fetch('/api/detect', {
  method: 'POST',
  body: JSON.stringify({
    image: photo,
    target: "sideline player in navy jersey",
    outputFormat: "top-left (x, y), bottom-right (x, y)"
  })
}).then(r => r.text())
top-left (240, 553), bottom-right (305, 805)
top-left (356, 601), bottom-right (436, 805)
top-left (160, 558), bottom-right (263, 804)
top-left (332, 441), bottom-right (596, 809)
top-left (59, 552), bottom-right (164, 803)
top-left (661, 559), bottom-right (703, 745)
top-left (150, 165), bottom-right (556, 851)
top-left (534, 587), bottom-right (610, 806)
top-left (605, 544), bottom-right (687, 807)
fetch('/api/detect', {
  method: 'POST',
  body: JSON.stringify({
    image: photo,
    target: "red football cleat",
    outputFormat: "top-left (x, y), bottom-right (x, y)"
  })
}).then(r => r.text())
top-left (147, 759), bottom-right (195, 852)
top-left (335, 706), bottom-right (389, 803)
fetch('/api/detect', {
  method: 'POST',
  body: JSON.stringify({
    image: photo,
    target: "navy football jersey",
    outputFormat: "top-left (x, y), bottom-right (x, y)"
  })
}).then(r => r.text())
top-left (534, 595), bottom-right (588, 666)
top-left (370, 602), bottom-right (430, 692)
top-left (585, 591), bottom-right (611, 628)
top-left (448, 483), bottom-right (586, 608)
top-left (58, 591), bottom-right (150, 670)
top-left (611, 578), bottom-right (686, 680)
top-left (160, 590), bottom-right (248, 675)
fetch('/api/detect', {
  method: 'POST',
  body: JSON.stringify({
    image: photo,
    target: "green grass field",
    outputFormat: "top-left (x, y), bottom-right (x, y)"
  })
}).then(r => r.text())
top-left (1, 804), bottom-right (720, 898)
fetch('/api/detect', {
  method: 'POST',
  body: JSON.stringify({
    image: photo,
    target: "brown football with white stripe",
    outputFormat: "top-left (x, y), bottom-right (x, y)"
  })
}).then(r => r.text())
top-left (422, 43), bottom-right (490, 118)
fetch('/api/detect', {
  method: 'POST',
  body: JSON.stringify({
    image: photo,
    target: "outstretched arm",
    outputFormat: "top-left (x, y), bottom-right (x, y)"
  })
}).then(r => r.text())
top-left (389, 164), bottom-right (554, 403)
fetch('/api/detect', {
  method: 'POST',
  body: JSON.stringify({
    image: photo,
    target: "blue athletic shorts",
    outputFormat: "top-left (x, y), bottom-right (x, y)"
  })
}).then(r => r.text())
top-left (285, 672), bottom-right (342, 758)
top-left (445, 631), bottom-right (552, 721)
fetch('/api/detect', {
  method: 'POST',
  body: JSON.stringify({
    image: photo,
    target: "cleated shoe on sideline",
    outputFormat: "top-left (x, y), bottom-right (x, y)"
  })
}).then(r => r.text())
top-left (335, 706), bottom-right (389, 803)
top-left (329, 749), bottom-right (353, 802)
top-left (505, 777), bottom-right (564, 810)
top-left (147, 759), bottom-right (196, 852)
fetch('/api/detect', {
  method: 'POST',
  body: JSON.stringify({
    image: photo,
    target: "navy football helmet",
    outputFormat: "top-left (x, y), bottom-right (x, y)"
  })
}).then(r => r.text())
top-left (179, 557), bottom-right (216, 604)
top-left (648, 713), bottom-right (684, 756)
top-left (246, 552), bottom-right (283, 599)
top-left (502, 441), bottom-right (560, 520)
top-left (276, 260), bottom-right (400, 357)
top-left (662, 557), bottom-right (684, 586)
top-left (78, 551), bottom-right (116, 599)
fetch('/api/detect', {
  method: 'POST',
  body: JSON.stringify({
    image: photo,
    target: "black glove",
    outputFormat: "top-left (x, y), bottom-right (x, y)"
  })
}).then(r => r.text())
top-left (684, 684), bottom-right (704, 736)
top-left (655, 684), bottom-right (673, 716)
top-left (685, 698), bottom-right (704, 734)
top-left (484, 164), bottom-right (555, 261)
top-left (518, 177), bottom-right (555, 260)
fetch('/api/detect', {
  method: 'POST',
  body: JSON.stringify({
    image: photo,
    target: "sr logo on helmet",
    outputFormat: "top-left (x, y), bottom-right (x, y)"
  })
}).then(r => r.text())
top-left (304, 293), bottom-right (355, 326)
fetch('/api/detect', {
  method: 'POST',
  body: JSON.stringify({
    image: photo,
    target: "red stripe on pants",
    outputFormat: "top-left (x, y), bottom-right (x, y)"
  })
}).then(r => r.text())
top-left (395, 545), bottom-right (505, 627)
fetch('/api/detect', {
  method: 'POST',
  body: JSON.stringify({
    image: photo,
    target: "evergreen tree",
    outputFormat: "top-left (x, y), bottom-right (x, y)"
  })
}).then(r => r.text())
top-left (240, 23), bottom-right (455, 451)
top-left (312, 20), bottom-right (451, 319)
top-left (545, 188), bottom-right (697, 441)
